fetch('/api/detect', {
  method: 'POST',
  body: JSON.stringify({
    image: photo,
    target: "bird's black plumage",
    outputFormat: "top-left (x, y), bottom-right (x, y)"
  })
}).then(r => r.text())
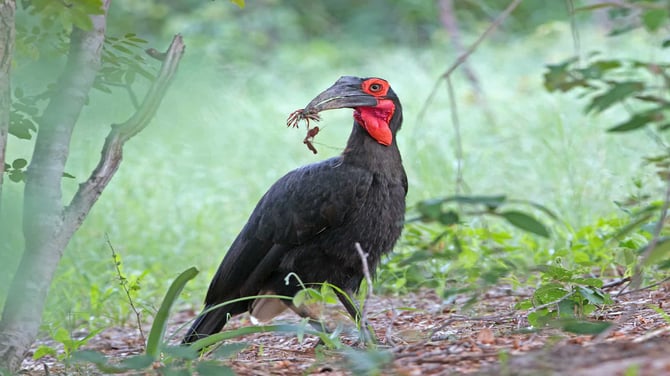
top-left (183, 76), bottom-right (407, 344)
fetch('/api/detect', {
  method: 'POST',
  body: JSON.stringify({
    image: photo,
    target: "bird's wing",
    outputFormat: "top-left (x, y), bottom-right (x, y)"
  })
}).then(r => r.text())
top-left (204, 157), bottom-right (373, 306)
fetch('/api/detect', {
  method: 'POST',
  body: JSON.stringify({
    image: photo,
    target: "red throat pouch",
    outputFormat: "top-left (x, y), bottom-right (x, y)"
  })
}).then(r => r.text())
top-left (354, 99), bottom-right (395, 146)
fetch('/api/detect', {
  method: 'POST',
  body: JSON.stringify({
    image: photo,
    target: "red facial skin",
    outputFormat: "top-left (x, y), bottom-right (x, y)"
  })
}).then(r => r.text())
top-left (354, 78), bottom-right (395, 146)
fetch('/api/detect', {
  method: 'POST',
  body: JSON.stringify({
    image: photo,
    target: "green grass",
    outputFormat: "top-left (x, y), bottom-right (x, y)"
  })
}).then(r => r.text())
top-left (1, 26), bottom-right (664, 330)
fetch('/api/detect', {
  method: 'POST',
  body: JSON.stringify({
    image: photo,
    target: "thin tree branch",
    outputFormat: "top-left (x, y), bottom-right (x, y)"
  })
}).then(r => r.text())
top-left (63, 34), bottom-right (185, 234)
top-left (438, 0), bottom-right (483, 99)
top-left (631, 175), bottom-right (670, 290)
top-left (565, 0), bottom-right (582, 63)
top-left (446, 77), bottom-right (465, 194)
top-left (417, 0), bottom-right (523, 124)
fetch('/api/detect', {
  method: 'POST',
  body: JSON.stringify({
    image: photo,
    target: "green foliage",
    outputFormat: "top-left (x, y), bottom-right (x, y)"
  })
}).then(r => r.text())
top-left (33, 327), bottom-right (104, 363)
top-left (22, 0), bottom-right (105, 31)
top-left (70, 267), bottom-right (241, 374)
top-left (516, 265), bottom-right (613, 330)
top-left (543, 1), bottom-right (670, 287)
top-left (544, 55), bottom-right (670, 133)
top-left (95, 33), bottom-right (154, 95)
top-left (414, 195), bottom-right (555, 238)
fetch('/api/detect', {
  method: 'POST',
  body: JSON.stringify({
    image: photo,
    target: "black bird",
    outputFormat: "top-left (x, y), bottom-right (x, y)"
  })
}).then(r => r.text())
top-left (183, 76), bottom-right (407, 344)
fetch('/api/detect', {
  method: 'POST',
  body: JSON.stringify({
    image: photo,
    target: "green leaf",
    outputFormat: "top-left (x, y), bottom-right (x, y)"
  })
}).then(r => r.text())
top-left (446, 195), bottom-right (507, 209)
top-left (211, 342), bottom-right (248, 359)
top-left (537, 265), bottom-right (573, 281)
top-left (586, 81), bottom-right (643, 114)
top-left (438, 210), bottom-right (459, 226)
top-left (642, 9), bottom-right (668, 32)
top-left (230, 0), bottom-right (245, 8)
top-left (533, 283), bottom-right (568, 304)
top-left (557, 319), bottom-right (612, 334)
top-left (53, 327), bottom-right (71, 344)
top-left (8, 170), bottom-right (24, 182)
top-left (12, 158), bottom-right (27, 169)
top-left (63, 172), bottom-right (76, 179)
top-left (197, 361), bottom-right (236, 376)
top-left (417, 199), bottom-right (442, 221)
top-left (33, 345), bottom-right (57, 360)
top-left (117, 354), bottom-right (154, 370)
top-left (577, 286), bottom-right (607, 305)
top-left (146, 267), bottom-right (199, 357)
top-left (500, 211), bottom-right (550, 238)
top-left (71, 350), bottom-right (109, 365)
top-left (70, 8), bottom-right (94, 31)
top-left (161, 345), bottom-right (199, 361)
top-left (515, 299), bottom-right (533, 310)
top-left (607, 112), bottom-right (655, 132)
top-left (572, 277), bottom-right (604, 288)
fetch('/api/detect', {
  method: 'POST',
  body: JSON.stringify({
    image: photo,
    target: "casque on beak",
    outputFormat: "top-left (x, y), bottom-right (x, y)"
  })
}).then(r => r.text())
top-left (304, 76), bottom-right (378, 113)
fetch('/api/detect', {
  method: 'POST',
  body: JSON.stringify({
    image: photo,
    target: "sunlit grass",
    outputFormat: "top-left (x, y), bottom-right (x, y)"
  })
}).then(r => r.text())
top-left (3, 26), bottom-right (663, 329)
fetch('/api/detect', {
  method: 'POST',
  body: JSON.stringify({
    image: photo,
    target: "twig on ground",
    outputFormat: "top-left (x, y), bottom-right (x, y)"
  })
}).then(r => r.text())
top-left (355, 242), bottom-right (373, 343)
top-left (106, 234), bottom-right (145, 345)
top-left (618, 275), bottom-right (670, 297)
top-left (602, 277), bottom-right (631, 290)
top-left (426, 312), bottom-right (519, 344)
top-left (632, 326), bottom-right (670, 343)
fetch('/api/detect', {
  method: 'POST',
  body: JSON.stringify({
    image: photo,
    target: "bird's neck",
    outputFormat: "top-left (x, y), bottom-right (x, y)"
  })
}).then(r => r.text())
top-left (341, 122), bottom-right (403, 176)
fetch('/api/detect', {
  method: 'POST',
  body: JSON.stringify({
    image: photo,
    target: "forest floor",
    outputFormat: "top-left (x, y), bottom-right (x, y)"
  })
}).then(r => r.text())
top-left (20, 281), bottom-right (670, 375)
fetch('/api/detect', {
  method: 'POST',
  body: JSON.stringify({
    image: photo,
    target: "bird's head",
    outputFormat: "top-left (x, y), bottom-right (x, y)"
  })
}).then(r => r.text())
top-left (304, 76), bottom-right (402, 146)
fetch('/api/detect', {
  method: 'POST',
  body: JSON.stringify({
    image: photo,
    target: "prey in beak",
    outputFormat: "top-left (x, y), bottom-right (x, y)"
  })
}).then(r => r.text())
top-left (286, 76), bottom-right (381, 154)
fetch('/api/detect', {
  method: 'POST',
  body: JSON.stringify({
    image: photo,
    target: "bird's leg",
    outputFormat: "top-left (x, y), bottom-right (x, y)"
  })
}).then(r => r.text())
top-left (335, 290), bottom-right (377, 346)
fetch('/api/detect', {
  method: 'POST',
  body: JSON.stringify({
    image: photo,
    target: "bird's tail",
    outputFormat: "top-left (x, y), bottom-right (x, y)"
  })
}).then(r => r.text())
top-left (181, 304), bottom-right (231, 344)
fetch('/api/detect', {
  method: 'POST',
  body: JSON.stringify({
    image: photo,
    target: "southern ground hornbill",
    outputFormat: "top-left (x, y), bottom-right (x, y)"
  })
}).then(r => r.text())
top-left (182, 76), bottom-right (407, 344)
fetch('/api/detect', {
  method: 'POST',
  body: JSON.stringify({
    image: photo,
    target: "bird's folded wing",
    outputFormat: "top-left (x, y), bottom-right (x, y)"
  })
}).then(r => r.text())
top-left (204, 157), bottom-right (373, 305)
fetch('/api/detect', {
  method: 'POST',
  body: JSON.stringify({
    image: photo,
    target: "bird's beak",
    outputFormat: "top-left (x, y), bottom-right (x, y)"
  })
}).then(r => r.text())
top-left (304, 76), bottom-right (378, 113)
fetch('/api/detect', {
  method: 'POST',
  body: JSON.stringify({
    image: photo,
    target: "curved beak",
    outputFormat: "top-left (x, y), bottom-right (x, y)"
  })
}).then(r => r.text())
top-left (304, 76), bottom-right (378, 112)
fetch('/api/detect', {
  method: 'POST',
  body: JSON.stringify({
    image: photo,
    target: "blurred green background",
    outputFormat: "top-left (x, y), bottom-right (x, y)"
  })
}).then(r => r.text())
top-left (1, 0), bottom-right (665, 330)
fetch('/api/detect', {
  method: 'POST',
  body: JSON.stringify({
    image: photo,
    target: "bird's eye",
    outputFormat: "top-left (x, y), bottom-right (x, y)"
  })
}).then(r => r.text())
top-left (369, 83), bottom-right (382, 92)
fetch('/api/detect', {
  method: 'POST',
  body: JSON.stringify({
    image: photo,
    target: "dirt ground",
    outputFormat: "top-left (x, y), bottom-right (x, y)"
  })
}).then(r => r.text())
top-left (20, 281), bottom-right (670, 375)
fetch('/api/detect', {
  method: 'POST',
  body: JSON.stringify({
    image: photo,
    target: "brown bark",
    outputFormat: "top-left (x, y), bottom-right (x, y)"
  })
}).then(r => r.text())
top-left (0, 0), bottom-right (15, 215)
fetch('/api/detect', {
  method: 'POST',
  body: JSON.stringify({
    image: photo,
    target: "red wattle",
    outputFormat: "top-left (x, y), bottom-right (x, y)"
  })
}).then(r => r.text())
top-left (354, 99), bottom-right (395, 146)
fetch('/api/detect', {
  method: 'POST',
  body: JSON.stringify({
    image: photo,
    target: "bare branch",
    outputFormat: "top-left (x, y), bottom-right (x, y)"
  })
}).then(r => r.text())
top-left (417, 0), bottom-right (523, 124)
top-left (438, 0), bottom-right (483, 99)
top-left (63, 35), bottom-right (185, 234)
top-left (446, 77), bottom-right (465, 195)
top-left (630, 176), bottom-right (670, 291)
top-left (355, 242), bottom-right (375, 344)
top-left (355, 242), bottom-right (373, 322)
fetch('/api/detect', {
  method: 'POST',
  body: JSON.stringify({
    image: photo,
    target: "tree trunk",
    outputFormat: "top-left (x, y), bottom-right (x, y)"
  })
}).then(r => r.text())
top-left (0, 0), bottom-right (15, 215)
top-left (0, 1), bottom-right (110, 372)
